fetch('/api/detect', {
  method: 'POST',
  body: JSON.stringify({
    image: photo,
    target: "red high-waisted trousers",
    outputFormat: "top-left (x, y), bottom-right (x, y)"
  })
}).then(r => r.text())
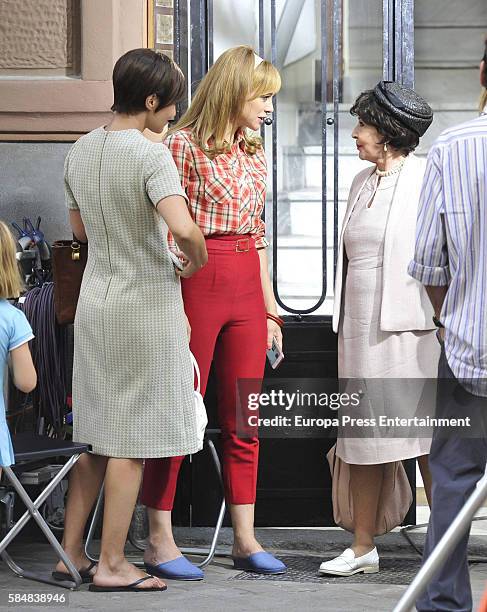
top-left (141, 235), bottom-right (267, 509)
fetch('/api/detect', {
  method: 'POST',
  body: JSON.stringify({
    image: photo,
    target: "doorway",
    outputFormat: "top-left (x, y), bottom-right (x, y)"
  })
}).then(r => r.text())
top-left (163, 0), bottom-right (422, 527)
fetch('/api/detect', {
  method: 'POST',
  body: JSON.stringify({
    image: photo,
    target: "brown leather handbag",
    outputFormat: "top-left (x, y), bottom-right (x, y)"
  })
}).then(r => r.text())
top-left (326, 444), bottom-right (413, 536)
top-left (51, 240), bottom-right (88, 325)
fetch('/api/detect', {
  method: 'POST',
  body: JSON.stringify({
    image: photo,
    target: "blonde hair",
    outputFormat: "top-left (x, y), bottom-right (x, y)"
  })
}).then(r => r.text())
top-left (480, 38), bottom-right (487, 113)
top-left (480, 89), bottom-right (487, 113)
top-left (169, 45), bottom-right (281, 158)
top-left (0, 220), bottom-right (22, 299)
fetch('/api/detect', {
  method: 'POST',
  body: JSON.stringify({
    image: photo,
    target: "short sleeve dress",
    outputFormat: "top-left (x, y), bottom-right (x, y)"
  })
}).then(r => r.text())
top-left (0, 300), bottom-right (34, 466)
top-left (64, 127), bottom-right (199, 458)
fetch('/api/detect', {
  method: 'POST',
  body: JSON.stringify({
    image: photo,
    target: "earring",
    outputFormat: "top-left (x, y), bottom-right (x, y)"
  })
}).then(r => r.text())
top-left (384, 142), bottom-right (388, 153)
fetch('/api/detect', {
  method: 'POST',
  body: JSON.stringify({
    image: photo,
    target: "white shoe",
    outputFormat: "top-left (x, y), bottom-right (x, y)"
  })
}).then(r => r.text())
top-left (318, 547), bottom-right (379, 577)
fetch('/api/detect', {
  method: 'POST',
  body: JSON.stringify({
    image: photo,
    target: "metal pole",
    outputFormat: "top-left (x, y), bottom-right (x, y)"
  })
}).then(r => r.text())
top-left (396, 0), bottom-right (414, 87)
top-left (174, 0), bottom-right (189, 116)
top-left (272, 0), bottom-right (329, 314)
top-left (394, 469), bottom-right (487, 612)
top-left (383, 0), bottom-right (394, 81)
top-left (259, 0), bottom-right (265, 147)
top-left (190, 0), bottom-right (207, 95)
top-left (270, 0), bottom-right (279, 308)
top-left (207, 0), bottom-right (213, 67)
top-left (332, 0), bottom-right (341, 274)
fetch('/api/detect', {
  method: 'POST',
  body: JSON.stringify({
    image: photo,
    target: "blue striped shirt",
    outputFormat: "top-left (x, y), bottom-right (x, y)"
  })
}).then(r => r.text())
top-left (408, 114), bottom-right (487, 394)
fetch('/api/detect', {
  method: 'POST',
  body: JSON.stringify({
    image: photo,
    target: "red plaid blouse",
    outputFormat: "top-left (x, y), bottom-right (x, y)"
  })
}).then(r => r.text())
top-left (165, 128), bottom-right (269, 249)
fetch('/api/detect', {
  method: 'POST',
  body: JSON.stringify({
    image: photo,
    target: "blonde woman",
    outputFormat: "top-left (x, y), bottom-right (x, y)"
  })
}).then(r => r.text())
top-left (141, 46), bottom-right (286, 578)
top-left (0, 221), bottom-right (37, 474)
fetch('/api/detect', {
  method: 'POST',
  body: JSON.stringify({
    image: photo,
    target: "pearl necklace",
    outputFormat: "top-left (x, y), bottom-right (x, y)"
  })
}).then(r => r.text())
top-left (375, 157), bottom-right (406, 177)
top-left (364, 157), bottom-right (405, 209)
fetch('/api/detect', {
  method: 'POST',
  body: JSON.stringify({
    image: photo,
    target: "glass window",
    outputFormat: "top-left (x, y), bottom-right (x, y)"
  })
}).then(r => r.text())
top-left (191, 0), bottom-right (386, 315)
top-left (151, 0), bottom-right (175, 58)
top-left (266, 0), bottom-right (384, 314)
top-left (414, 1), bottom-right (487, 155)
top-left (212, 0), bottom-right (259, 58)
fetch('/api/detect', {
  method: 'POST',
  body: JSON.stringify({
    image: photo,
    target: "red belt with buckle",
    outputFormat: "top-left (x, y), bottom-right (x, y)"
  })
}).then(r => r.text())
top-left (204, 234), bottom-right (254, 252)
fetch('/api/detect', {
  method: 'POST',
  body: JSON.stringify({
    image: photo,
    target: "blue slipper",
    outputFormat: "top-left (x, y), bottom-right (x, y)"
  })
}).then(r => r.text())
top-left (144, 556), bottom-right (204, 581)
top-left (232, 552), bottom-right (287, 575)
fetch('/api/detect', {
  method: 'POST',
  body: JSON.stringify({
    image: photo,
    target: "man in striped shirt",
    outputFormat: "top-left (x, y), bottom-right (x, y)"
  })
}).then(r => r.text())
top-left (408, 111), bottom-right (487, 610)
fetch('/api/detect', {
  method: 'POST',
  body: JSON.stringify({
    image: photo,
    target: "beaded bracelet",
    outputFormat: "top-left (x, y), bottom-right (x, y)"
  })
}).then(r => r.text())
top-left (266, 312), bottom-right (284, 328)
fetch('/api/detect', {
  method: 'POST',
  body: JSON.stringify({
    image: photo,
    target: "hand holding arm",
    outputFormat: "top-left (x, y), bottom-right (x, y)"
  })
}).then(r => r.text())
top-left (156, 195), bottom-right (208, 274)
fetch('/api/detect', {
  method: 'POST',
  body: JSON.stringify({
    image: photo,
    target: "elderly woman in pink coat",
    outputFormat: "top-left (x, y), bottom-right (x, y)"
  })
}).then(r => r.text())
top-left (319, 82), bottom-right (439, 577)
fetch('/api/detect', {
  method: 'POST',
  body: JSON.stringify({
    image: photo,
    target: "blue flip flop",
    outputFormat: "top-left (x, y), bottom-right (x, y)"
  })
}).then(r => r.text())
top-left (232, 552), bottom-right (287, 575)
top-left (144, 556), bottom-right (204, 581)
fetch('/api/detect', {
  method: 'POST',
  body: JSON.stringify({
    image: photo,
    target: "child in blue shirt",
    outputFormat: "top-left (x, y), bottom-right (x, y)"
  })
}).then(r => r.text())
top-left (0, 220), bottom-right (37, 471)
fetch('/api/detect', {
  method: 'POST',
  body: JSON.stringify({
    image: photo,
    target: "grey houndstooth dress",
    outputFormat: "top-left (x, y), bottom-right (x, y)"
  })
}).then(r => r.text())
top-left (64, 127), bottom-right (199, 458)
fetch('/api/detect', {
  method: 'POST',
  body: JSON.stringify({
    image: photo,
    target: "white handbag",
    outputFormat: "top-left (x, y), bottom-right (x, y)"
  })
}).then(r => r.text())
top-left (190, 352), bottom-right (208, 451)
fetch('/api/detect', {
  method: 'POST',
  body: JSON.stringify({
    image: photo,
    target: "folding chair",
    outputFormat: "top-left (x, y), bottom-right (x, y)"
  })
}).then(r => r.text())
top-left (0, 432), bottom-right (90, 589)
top-left (85, 430), bottom-right (226, 569)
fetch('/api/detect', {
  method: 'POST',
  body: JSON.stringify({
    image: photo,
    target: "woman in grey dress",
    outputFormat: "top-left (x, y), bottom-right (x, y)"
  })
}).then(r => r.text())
top-left (53, 49), bottom-right (207, 592)
top-left (319, 82), bottom-right (439, 577)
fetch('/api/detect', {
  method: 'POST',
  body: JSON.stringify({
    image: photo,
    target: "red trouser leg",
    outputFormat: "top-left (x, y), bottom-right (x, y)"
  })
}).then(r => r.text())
top-left (210, 245), bottom-right (267, 503)
top-left (140, 242), bottom-right (266, 510)
top-left (141, 257), bottom-right (222, 510)
top-left (140, 455), bottom-right (185, 510)
top-left (213, 310), bottom-right (267, 504)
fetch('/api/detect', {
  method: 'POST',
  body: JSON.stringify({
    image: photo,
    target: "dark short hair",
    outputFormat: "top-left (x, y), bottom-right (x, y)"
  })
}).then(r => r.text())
top-left (111, 48), bottom-right (185, 114)
top-left (350, 89), bottom-right (419, 155)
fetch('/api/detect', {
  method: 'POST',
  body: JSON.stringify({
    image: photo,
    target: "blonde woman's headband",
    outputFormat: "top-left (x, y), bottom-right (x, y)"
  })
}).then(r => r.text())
top-left (254, 53), bottom-right (264, 68)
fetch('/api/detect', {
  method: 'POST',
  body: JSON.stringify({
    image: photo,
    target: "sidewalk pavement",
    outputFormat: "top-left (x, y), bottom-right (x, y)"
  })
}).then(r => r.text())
top-left (0, 514), bottom-right (486, 612)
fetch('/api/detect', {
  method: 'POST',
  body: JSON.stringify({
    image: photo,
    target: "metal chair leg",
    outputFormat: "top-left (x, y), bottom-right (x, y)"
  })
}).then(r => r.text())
top-left (180, 497), bottom-right (226, 568)
top-left (85, 437), bottom-right (227, 568)
top-left (394, 470), bottom-right (487, 612)
top-left (400, 516), bottom-right (487, 561)
top-left (84, 482), bottom-right (104, 565)
top-left (0, 456), bottom-right (83, 589)
top-left (180, 438), bottom-right (226, 568)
